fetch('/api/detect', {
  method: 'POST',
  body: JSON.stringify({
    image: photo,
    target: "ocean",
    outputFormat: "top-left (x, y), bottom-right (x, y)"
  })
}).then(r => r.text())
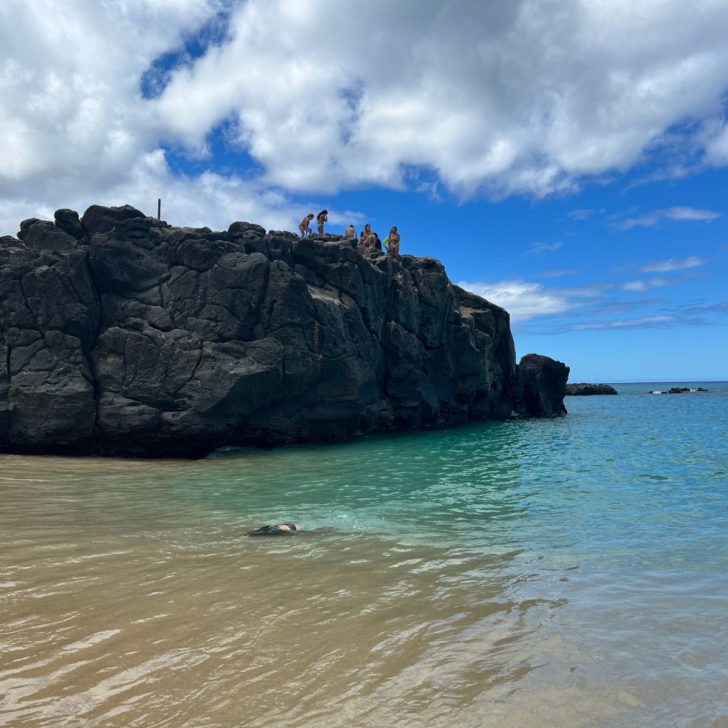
top-left (1, 382), bottom-right (727, 727)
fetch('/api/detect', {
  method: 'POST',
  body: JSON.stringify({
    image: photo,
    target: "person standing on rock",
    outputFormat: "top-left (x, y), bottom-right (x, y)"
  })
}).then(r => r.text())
top-left (316, 209), bottom-right (328, 235)
top-left (299, 213), bottom-right (314, 238)
top-left (385, 226), bottom-right (400, 259)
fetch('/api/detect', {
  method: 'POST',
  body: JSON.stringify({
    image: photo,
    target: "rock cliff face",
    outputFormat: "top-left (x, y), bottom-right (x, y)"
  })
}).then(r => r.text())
top-left (0, 205), bottom-right (568, 457)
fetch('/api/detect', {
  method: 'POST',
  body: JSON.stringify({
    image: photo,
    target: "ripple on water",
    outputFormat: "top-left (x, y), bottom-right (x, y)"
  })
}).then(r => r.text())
top-left (1, 384), bottom-right (728, 726)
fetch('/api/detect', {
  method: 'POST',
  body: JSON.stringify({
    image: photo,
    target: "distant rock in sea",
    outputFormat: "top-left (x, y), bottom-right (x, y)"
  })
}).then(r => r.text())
top-left (649, 387), bottom-right (708, 395)
top-left (0, 205), bottom-right (569, 457)
top-left (565, 383), bottom-right (618, 396)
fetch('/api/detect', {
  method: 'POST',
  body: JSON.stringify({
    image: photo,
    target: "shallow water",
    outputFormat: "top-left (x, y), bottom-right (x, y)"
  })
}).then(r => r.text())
top-left (1, 383), bottom-right (727, 726)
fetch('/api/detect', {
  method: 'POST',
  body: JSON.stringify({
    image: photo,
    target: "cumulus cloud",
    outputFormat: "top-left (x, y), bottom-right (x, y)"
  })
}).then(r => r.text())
top-left (617, 207), bottom-right (721, 230)
top-left (153, 0), bottom-right (728, 196)
top-left (0, 148), bottom-right (342, 236)
top-left (0, 0), bottom-right (248, 232)
top-left (0, 0), bottom-right (216, 186)
top-left (4, 0), bottom-right (728, 232)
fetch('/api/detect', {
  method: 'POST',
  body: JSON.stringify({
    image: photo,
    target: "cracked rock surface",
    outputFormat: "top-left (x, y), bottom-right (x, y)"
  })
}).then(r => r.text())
top-left (0, 205), bottom-right (568, 457)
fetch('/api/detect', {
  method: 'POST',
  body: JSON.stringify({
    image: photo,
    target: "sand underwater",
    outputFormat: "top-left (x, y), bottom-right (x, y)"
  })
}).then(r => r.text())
top-left (1, 382), bottom-right (727, 727)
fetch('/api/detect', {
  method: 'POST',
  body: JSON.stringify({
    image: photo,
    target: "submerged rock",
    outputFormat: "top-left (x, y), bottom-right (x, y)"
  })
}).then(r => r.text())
top-left (0, 205), bottom-right (568, 457)
top-left (566, 383), bottom-right (618, 396)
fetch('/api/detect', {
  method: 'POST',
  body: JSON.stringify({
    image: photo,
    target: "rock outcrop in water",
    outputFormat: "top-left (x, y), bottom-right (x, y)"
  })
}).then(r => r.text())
top-left (0, 205), bottom-right (569, 457)
top-left (565, 383), bottom-right (618, 396)
top-left (649, 386), bottom-right (708, 395)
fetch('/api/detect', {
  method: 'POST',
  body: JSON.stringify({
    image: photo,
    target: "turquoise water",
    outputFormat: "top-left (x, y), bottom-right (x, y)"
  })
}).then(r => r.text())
top-left (1, 382), bottom-right (727, 726)
top-left (206, 382), bottom-right (728, 562)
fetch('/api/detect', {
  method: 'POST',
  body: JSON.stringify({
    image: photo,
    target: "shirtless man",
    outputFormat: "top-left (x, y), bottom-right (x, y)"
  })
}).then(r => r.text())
top-left (344, 224), bottom-right (357, 239)
top-left (316, 209), bottom-right (328, 235)
top-left (386, 226), bottom-right (400, 259)
top-left (299, 213), bottom-right (314, 237)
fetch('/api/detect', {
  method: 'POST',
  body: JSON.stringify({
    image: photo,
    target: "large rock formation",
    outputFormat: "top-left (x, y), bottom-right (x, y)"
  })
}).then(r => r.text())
top-left (0, 205), bottom-right (569, 457)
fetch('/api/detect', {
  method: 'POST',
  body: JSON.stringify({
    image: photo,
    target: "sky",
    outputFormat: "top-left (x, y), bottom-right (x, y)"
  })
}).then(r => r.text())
top-left (1, 0), bottom-right (727, 382)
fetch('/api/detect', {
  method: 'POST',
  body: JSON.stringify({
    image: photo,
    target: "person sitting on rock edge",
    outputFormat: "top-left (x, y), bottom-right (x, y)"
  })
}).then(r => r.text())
top-left (317, 209), bottom-right (328, 235)
top-left (299, 214), bottom-right (314, 238)
top-left (345, 223), bottom-right (357, 240)
top-left (358, 224), bottom-right (373, 249)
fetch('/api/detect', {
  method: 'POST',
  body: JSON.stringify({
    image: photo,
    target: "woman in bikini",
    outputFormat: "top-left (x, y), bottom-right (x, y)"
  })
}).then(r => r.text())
top-left (316, 209), bottom-right (328, 235)
top-left (386, 226), bottom-right (400, 259)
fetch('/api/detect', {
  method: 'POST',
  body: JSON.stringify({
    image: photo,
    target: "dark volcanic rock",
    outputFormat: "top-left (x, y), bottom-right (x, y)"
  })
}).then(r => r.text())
top-left (515, 354), bottom-right (570, 417)
top-left (54, 209), bottom-right (85, 240)
top-left (565, 383), bottom-right (618, 396)
top-left (0, 205), bottom-right (568, 457)
top-left (649, 386), bottom-right (708, 395)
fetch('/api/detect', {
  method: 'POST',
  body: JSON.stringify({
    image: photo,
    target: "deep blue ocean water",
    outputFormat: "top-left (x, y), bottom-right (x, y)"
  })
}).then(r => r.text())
top-left (1, 382), bottom-right (727, 726)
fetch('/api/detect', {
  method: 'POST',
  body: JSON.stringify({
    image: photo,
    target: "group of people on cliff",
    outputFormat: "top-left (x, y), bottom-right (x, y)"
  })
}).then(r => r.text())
top-left (298, 210), bottom-right (400, 260)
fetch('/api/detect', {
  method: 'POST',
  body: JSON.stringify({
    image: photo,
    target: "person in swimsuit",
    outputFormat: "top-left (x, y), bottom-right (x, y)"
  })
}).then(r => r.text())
top-left (316, 209), bottom-right (328, 235)
top-left (344, 224), bottom-right (357, 240)
top-left (358, 224), bottom-right (373, 249)
top-left (385, 225), bottom-right (400, 259)
top-left (299, 214), bottom-right (314, 238)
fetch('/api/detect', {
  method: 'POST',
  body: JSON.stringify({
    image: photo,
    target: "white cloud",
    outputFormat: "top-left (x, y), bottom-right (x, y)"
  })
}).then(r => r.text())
top-left (458, 280), bottom-right (576, 322)
top-left (572, 315), bottom-right (674, 331)
top-left (0, 0), bottom-right (234, 232)
top-left (154, 0), bottom-right (728, 196)
top-left (617, 207), bottom-right (721, 230)
top-left (622, 278), bottom-right (668, 292)
top-left (535, 268), bottom-right (579, 279)
top-left (640, 256), bottom-right (705, 273)
top-left (568, 208), bottom-right (604, 221)
top-left (0, 149), bottom-right (345, 236)
top-left (525, 241), bottom-right (563, 256)
top-left (4, 0), bottom-right (728, 232)
top-left (0, 0), bottom-right (217, 185)
top-left (703, 121), bottom-right (728, 165)
top-left (666, 207), bottom-right (722, 222)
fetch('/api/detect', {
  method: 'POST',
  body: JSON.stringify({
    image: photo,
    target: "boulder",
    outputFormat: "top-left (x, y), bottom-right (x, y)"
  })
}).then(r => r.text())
top-left (515, 354), bottom-right (570, 417)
